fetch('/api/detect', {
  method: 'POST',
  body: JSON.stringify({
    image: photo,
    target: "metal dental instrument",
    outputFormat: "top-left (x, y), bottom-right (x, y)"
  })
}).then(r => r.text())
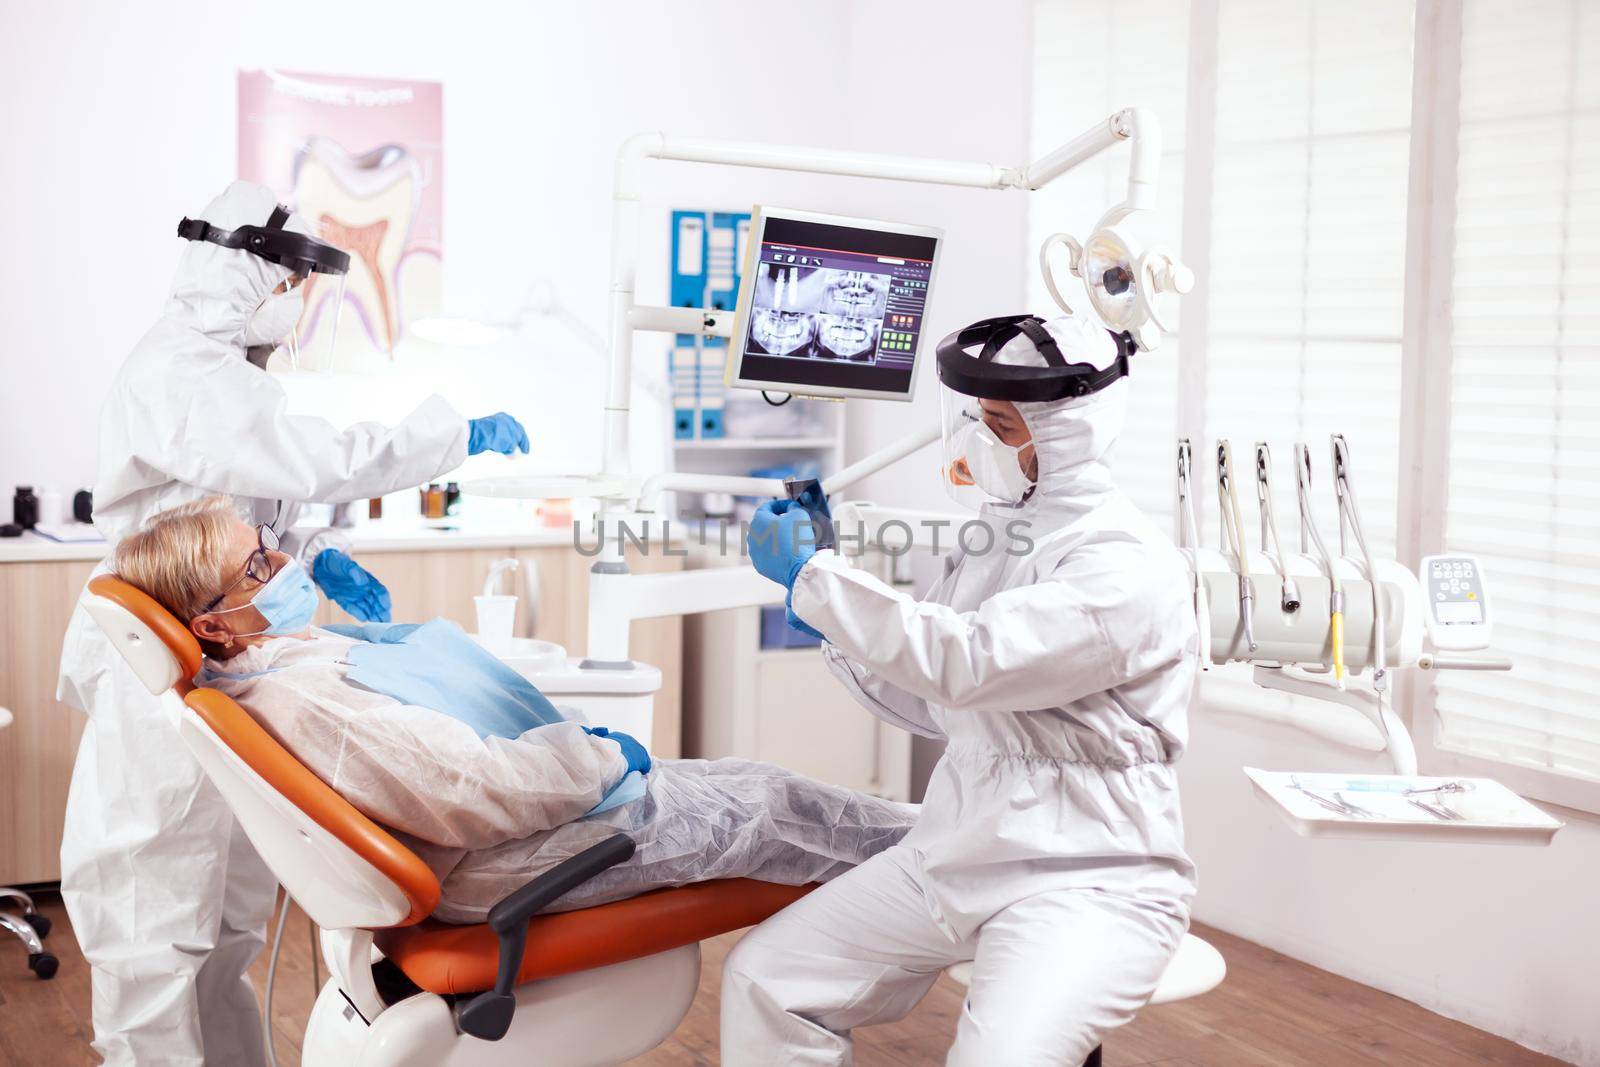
top-left (1333, 791), bottom-right (1375, 818)
top-left (1176, 440), bottom-right (1212, 669)
top-left (1216, 440), bottom-right (1256, 652)
top-left (1408, 796), bottom-right (1462, 821)
top-left (1296, 444), bottom-right (1345, 689)
top-left (1255, 443), bottom-right (1300, 614)
top-left (1332, 434), bottom-right (1387, 709)
top-left (1288, 776), bottom-right (1366, 818)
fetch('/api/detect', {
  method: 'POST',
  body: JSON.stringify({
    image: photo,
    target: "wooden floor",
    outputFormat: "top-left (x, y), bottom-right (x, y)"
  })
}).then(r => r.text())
top-left (0, 889), bottom-right (1571, 1066)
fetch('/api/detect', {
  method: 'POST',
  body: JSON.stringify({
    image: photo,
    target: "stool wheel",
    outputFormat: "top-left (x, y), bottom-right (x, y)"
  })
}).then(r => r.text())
top-left (24, 913), bottom-right (50, 939)
top-left (28, 952), bottom-right (58, 980)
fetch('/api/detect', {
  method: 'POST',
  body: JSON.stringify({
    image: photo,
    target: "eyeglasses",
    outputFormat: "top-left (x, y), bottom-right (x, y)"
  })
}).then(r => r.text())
top-left (200, 523), bottom-right (281, 614)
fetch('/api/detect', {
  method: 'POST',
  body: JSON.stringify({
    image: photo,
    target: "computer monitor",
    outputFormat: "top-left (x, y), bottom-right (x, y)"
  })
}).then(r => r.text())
top-left (727, 207), bottom-right (942, 402)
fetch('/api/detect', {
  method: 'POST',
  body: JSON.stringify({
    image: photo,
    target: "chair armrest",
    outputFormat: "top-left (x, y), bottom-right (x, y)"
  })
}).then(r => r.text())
top-left (456, 833), bottom-right (636, 1041)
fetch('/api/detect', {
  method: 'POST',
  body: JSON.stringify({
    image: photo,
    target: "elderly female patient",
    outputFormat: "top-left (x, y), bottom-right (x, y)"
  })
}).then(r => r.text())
top-left (112, 496), bottom-right (914, 922)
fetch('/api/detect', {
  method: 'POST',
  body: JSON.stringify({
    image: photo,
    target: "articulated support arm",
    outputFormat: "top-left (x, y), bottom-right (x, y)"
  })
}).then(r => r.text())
top-left (457, 834), bottom-right (637, 1041)
top-left (1252, 666), bottom-right (1418, 775)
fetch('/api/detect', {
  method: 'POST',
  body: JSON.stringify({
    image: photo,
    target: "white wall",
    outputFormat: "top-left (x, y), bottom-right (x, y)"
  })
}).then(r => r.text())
top-left (0, 0), bottom-right (1031, 513)
top-left (1183, 706), bottom-right (1600, 1064)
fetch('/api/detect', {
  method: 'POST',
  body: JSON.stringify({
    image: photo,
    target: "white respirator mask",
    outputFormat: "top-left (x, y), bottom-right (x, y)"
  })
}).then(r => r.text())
top-left (945, 414), bottom-right (1035, 505)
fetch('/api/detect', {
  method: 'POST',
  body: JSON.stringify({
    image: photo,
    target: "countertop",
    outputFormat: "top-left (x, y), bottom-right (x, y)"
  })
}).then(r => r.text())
top-left (0, 519), bottom-right (623, 564)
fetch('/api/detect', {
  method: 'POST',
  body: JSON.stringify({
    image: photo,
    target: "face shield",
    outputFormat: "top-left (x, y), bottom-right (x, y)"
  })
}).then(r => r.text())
top-left (177, 203), bottom-right (351, 370)
top-left (937, 314), bottom-right (1132, 508)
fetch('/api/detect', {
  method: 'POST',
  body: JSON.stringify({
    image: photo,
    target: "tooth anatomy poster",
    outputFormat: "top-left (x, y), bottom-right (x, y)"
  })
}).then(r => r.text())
top-left (238, 69), bottom-right (443, 373)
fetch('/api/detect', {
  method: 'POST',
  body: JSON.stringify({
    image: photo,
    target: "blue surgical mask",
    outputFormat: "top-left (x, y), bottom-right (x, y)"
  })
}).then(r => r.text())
top-left (216, 557), bottom-right (318, 637)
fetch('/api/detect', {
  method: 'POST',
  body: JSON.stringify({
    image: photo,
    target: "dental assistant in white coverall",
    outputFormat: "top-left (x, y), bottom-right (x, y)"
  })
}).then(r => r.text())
top-left (724, 313), bottom-right (1200, 1065)
top-left (55, 180), bottom-right (527, 1066)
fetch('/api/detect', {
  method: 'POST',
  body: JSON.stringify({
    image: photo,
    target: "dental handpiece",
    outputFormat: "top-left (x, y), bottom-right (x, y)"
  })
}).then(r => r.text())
top-left (1296, 444), bottom-right (1345, 688)
top-left (1176, 440), bottom-right (1212, 670)
top-left (1217, 441), bottom-right (1257, 653)
top-left (1255, 443), bottom-right (1300, 614)
top-left (1333, 435), bottom-right (1386, 695)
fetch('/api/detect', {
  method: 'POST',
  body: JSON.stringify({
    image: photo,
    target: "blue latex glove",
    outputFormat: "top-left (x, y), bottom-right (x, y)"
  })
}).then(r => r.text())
top-left (583, 726), bottom-right (652, 776)
top-left (747, 499), bottom-right (820, 590)
top-left (312, 549), bottom-right (393, 622)
top-left (467, 412), bottom-right (531, 456)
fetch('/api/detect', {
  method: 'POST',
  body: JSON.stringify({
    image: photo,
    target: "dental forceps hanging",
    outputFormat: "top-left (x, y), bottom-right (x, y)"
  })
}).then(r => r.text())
top-left (1176, 439), bottom-right (1211, 669)
top-left (1216, 440), bottom-right (1256, 652)
top-left (1296, 444), bottom-right (1346, 689)
top-left (1332, 434), bottom-right (1388, 704)
top-left (1255, 443), bottom-right (1300, 614)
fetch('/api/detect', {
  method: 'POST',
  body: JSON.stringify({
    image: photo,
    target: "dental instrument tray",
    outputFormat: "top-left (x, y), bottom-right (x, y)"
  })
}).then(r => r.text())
top-left (1244, 768), bottom-right (1562, 846)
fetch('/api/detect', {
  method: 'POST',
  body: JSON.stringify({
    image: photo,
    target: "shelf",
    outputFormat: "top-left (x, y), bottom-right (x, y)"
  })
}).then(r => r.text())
top-left (674, 436), bottom-right (839, 451)
top-left (1244, 767), bottom-right (1562, 846)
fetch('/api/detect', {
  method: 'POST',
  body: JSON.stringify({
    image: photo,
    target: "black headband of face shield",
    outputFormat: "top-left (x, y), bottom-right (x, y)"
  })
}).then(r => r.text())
top-left (176, 203), bottom-right (351, 277)
top-left (935, 314), bottom-right (1135, 402)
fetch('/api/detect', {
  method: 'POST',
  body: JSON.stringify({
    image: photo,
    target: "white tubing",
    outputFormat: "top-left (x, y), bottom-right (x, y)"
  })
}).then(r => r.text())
top-left (628, 304), bottom-right (734, 337)
top-left (820, 425), bottom-right (942, 496)
top-left (263, 886), bottom-right (290, 1067)
top-left (1023, 115), bottom-right (1125, 189)
top-left (1116, 107), bottom-right (1162, 210)
top-left (651, 134), bottom-right (1017, 189)
top-left (637, 471), bottom-right (788, 512)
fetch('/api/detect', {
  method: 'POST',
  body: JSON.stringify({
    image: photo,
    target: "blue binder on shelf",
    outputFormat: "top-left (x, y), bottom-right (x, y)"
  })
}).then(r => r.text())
top-left (670, 209), bottom-right (750, 438)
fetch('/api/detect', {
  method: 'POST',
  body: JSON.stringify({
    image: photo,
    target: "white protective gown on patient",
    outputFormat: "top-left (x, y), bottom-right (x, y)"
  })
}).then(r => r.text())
top-left (722, 317), bottom-right (1201, 1066)
top-left (201, 630), bottom-right (916, 922)
top-left (55, 181), bottom-right (469, 1067)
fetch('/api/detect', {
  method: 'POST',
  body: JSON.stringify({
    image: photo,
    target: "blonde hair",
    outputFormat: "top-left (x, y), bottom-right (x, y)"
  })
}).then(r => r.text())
top-left (111, 496), bottom-right (242, 623)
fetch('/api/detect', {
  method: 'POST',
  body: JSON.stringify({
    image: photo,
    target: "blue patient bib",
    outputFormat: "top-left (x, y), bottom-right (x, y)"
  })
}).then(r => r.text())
top-left (334, 618), bottom-right (566, 739)
top-left (329, 619), bottom-right (645, 815)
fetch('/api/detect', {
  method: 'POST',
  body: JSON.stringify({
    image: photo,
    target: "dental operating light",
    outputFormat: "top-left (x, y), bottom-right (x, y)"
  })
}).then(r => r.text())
top-left (1039, 209), bottom-right (1193, 352)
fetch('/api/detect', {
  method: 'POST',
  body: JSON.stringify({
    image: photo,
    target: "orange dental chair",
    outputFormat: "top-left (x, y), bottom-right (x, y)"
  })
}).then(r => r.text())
top-left (82, 575), bottom-right (812, 1066)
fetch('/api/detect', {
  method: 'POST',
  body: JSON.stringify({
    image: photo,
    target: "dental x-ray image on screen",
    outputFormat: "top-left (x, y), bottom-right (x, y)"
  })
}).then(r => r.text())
top-left (746, 265), bottom-right (891, 363)
top-left (747, 264), bottom-right (822, 356)
top-left (814, 270), bottom-right (890, 361)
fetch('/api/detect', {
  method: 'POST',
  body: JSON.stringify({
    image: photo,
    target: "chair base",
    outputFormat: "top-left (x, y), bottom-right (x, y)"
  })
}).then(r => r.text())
top-left (0, 889), bottom-right (55, 980)
top-left (303, 942), bottom-right (701, 1067)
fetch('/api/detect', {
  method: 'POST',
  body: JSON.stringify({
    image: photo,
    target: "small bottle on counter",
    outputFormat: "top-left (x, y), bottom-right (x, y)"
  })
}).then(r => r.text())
top-left (445, 482), bottom-right (461, 516)
top-left (13, 486), bottom-right (39, 530)
top-left (423, 483), bottom-right (446, 519)
top-left (368, 496), bottom-right (383, 521)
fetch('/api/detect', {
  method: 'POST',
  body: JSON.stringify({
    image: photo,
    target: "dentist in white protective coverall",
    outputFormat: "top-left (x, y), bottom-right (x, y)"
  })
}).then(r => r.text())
top-left (55, 180), bottom-right (528, 1066)
top-left (726, 313), bottom-right (1200, 1065)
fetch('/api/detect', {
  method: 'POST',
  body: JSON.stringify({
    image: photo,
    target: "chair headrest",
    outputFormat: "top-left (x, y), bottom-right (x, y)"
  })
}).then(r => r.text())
top-left (85, 575), bottom-right (203, 694)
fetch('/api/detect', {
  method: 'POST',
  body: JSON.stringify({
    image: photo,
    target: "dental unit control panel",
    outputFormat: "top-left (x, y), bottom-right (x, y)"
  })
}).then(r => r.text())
top-left (1420, 554), bottom-right (1491, 651)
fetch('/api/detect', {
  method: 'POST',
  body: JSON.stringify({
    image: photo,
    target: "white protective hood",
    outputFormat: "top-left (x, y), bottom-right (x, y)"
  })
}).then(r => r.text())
top-left (997, 312), bottom-right (1128, 505)
top-left (167, 180), bottom-right (311, 346)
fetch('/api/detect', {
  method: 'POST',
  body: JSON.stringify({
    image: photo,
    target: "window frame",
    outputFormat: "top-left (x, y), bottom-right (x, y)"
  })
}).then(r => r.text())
top-left (1400, 0), bottom-right (1600, 814)
top-left (1031, 0), bottom-right (1600, 813)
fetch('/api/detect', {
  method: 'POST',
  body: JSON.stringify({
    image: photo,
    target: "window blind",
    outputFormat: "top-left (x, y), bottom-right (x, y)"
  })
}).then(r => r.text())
top-left (1028, 0), bottom-right (1190, 532)
top-left (1198, 0), bottom-right (1416, 711)
top-left (1432, 0), bottom-right (1600, 783)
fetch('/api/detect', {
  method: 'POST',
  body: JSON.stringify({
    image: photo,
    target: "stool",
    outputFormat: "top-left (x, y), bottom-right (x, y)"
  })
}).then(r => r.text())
top-left (946, 931), bottom-right (1225, 1065)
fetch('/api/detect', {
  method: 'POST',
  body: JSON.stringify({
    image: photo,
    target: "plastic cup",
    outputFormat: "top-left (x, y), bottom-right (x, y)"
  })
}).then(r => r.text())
top-left (474, 595), bottom-right (517, 657)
